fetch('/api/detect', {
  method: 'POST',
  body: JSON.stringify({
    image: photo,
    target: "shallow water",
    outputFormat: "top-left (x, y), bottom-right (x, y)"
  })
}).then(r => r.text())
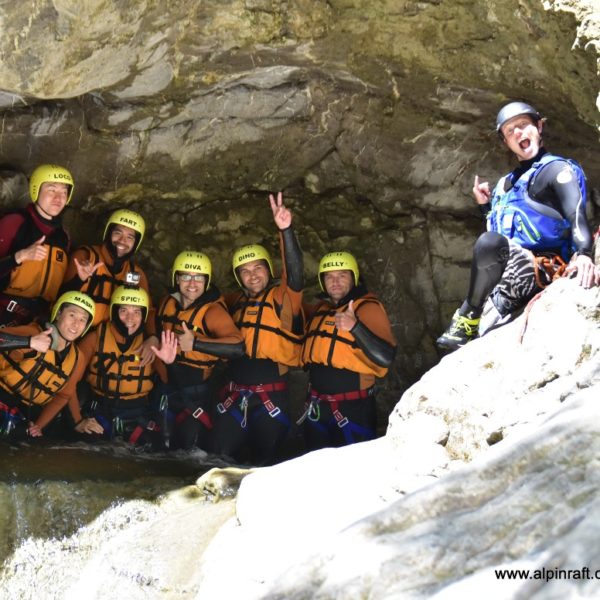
top-left (0, 441), bottom-right (226, 560)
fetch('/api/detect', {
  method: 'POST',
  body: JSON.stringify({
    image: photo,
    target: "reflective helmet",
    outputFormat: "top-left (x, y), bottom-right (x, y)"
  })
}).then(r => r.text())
top-left (50, 291), bottom-right (96, 336)
top-left (318, 251), bottom-right (359, 292)
top-left (29, 164), bottom-right (74, 204)
top-left (231, 244), bottom-right (274, 288)
top-left (103, 209), bottom-right (145, 252)
top-left (172, 251), bottom-right (212, 287)
top-left (496, 102), bottom-right (541, 138)
top-left (110, 285), bottom-right (149, 322)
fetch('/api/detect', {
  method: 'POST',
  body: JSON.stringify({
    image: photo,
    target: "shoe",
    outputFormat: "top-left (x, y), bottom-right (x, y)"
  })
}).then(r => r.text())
top-left (436, 310), bottom-right (480, 352)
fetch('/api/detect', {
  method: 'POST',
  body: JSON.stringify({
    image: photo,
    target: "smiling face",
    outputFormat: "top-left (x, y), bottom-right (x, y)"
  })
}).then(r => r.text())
top-left (35, 182), bottom-right (69, 219)
top-left (110, 224), bottom-right (137, 257)
top-left (176, 272), bottom-right (207, 308)
top-left (237, 259), bottom-right (270, 297)
top-left (323, 270), bottom-right (354, 303)
top-left (54, 304), bottom-right (90, 343)
top-left (500, 115), bottom-right (544, 161)
top-left (117, 305), bottom-right (143, 335)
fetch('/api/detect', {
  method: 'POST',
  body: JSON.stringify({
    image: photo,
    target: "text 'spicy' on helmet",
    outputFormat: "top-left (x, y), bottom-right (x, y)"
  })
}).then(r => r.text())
top-left (29, 164), bottom-right (75, 204)
top-left (103, 209), bottom-right (146, 252)
top-left (318, 251), bottom-right (359, 292)
top-left (496, 102), bottom-right (542, 138)
top-left (110, 285), bottom-right (149, 322)
top-left (172, 251), bottom-right (212, 288)
top-left (51, 291), bottom-right (96, 336)
top-left (231, 244), bottom-right (274, 288)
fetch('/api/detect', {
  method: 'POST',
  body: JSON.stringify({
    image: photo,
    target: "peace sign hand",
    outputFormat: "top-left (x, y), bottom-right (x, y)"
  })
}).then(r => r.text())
top-left (269, 191), bottom-right (292, 230)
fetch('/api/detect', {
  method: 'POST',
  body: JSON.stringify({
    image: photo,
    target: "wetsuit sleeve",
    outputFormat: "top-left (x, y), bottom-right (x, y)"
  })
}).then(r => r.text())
top-left (34, 394), bottom-right (70, 431)
top-left (479, 203), bottom-right (491, 219)
top-left (51, 331), bottom-right (97, 424)
top-left (279, 226), bottom-right (303, 292)
top-left (352, 301), bottom-right (397, 367)
top-left (0, 213), bottom-right (26, 278)
top-left (0, 325), bottom-right (39, 356)
top-left (270, 225), bottom-right (304, 339)
top-left (531, 160), bottom-right (593, 256)
top-left (0, 331), bottom-right (32, 350)
top-left (191, 302), bottom-right (245, 358)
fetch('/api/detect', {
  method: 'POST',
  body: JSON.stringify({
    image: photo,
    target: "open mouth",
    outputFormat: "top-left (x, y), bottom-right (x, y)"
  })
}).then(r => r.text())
top-left (519, 139), bottom-right (531, 151)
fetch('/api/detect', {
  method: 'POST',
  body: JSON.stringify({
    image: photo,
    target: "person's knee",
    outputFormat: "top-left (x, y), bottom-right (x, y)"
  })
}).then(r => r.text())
top-left (473, 232), bottom-right (509, 268)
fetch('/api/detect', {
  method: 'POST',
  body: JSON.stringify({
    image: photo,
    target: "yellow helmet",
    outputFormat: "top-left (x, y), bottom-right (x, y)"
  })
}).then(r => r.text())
top-left (318, 251), bottom-right (359, 292)
top-left (231, 244), bottom-right (274, 287)
top-left (172, 251), bottom-right (212, 287)
top-left (51, 291), bottom-right (95, 336)
top-left (29, 164), bottom-right (74, 204)
top-left (110, 286), bottom-right (149, 322)
top-left (103, 209), bottom-right (145, 252)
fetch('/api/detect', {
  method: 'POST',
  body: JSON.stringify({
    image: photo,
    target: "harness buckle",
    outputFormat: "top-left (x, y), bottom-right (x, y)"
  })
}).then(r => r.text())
top-left (6, 300), bottom-right (17, 313)
top-left (146, 420), bottom-right (157, 431)
top-left (192, 407), bottom-right (204, 419)
top-left (216, 402), bottom-right (227, 414)
top-left (333, 410), bottom-right (349, 428)
top-left (267, 406), bottom-right (281, 418)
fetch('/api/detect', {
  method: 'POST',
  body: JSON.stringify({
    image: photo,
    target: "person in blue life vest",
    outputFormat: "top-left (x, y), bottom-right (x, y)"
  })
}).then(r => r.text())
top-left (300, 252), bottom-right (397, 451)
top-left (437, 101), bottom-right (599, 352)
top-left (0, 291), bottom-right (96, 440)
top-left (155, 250), bottom-right (245, 451)
top-left (212, 192), bottom-right (304, 465)
top-left (0, 164), bottom-right (74, 327)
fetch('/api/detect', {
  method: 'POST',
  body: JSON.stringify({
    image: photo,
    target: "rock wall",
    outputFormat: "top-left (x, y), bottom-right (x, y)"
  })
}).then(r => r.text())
top-left (0, 0), bottom-right (599, 402)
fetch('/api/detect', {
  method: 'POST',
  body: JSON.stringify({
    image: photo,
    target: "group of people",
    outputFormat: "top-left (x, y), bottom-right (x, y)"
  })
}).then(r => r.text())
top-left (0, 171), bottom-right (397, 464)
top-left (0, 101), bottom-right (597, 465)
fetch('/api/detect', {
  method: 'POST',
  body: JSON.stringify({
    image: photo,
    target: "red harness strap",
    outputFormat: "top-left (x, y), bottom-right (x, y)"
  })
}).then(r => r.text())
top-left (303, 387), bottom-right (374, 428)
top-left (217, 381), bottom-right (287, 418)
top-left (175, 406), bottom-right (213, 429)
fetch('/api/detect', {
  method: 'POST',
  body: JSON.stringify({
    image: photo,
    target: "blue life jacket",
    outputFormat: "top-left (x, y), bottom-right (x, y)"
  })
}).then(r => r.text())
top-left (487, 153), bottom-right (587, 260)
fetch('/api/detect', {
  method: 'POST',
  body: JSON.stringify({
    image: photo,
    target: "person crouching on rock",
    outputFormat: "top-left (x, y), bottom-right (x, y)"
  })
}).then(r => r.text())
top-left (61, 286), bottom-right (177, 448)
top-left (0, 291), bottom-right (96, 440)
top-left (155, 251), bottom-right (244, 451)
top-left (436, 101), bottom-right (598, 353)
top-left (300, 252), bottom-right (397, 451)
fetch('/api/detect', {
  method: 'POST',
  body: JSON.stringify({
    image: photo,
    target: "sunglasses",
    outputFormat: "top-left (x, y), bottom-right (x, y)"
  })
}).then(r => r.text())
top-left (178, 274), bottom-right (205, 282)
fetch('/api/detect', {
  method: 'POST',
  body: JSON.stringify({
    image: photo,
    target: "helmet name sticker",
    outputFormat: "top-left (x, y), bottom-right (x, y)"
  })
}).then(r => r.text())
top-left (237, 252), bottom-right (256, 262)
top-left (322, 261), bottom-right (346, 268)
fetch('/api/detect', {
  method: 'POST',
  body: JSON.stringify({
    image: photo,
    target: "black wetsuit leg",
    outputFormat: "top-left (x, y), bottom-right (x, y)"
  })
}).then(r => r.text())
top-left (461, 231), bottom-right (510, 316)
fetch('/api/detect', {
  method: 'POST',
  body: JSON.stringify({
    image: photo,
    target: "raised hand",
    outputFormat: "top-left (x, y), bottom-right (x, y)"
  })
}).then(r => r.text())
top-left (472, 175), bottom-right (491, 205)
top-left (269, 191), bottom-right (292, 230)
top-left (335, 300), bottom-right (357, 332)
top-left (151, 330), bottom-right (178, 364)
top-left (30, 328), bottom-right (53, 353)
top-left (15, 236), bottom-right (47, 264)
top-left (74, 257), bottom-right (104, 282)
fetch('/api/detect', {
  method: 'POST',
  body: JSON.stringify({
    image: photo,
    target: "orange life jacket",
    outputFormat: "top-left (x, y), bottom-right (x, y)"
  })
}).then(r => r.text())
top-left (0, 342), bottom-right (79, 406)
top-left (4, 244), bottom-right (67, 302)
top-left (76, 245), bottom-right (146, 326)
top-left (230, 287), bottom-right (302, 367)
top-left (157, 294), bottom-right (224, 377)
top-left (302, 295), bottom-right (388, 378)
top-left (86, 322), bottom-right (154, 401)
